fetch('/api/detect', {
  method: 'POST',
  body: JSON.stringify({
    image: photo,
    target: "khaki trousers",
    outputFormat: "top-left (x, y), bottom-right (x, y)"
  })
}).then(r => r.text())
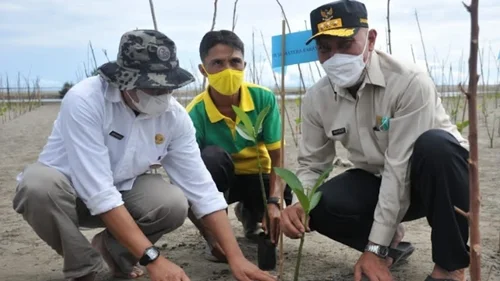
top-left (12, 162), bottom-right (189, 279)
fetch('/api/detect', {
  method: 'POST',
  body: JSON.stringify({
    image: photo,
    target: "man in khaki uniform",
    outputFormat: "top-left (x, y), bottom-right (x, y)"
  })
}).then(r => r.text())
top-left (280, 1), bottom-right (470, 281)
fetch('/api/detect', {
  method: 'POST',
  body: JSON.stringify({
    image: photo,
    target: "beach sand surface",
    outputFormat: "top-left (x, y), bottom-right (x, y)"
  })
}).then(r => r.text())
top-left (0, 100), bottom-right (499, 281)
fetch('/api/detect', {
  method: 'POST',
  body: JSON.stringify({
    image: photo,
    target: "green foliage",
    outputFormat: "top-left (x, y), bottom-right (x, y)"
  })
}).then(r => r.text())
top-left (273, 165), bottom-right (333, 281)
top-left (273, 165), bottom-right (333, 214)
top-left (456, 120), bottom-right (470, 133)
top-left (0, 103), bottom-right (7, 117)
top-left (232, 104), bottom-right (270, 143)
top-left (294, 97), bottom-right (301, 107)
top-left (450, 108), bottom-right (458, 121)
top-left (231, 104), bottom-right (272, 231)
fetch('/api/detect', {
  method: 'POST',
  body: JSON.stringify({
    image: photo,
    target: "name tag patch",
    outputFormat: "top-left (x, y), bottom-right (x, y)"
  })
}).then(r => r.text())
top-left (109, 131), bottom-right (124, 140)
top-left (332, 127), bottom-right (346, 136)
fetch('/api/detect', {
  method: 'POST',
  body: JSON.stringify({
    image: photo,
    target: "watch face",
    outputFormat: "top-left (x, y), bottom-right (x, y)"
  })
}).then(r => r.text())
top-left (379, 246), bottom-right (389, 256)
top-left (146, 248), bottom-right (159, 260)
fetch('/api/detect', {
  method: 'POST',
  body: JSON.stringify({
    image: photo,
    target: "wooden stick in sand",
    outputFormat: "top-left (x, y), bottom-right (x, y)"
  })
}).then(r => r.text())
top-left (278, 18), bottom-right (286, 281)
top-left (454, 1), bottom-right (481, 280)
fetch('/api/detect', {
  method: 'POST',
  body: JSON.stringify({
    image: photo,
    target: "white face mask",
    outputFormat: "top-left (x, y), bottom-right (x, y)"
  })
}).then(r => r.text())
top-left (126, 89), bottom-right (171, 116)
top-left (321, 34), bottom-right (369, 88)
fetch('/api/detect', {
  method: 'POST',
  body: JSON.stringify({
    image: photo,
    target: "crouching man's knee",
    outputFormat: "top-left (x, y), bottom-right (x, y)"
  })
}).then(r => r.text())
top-left (138, 184), bottom-right (189, 235)
top-left (163, 186), bottom-right (189, 231)
top-left (13, 162), bottom-right (74, 215)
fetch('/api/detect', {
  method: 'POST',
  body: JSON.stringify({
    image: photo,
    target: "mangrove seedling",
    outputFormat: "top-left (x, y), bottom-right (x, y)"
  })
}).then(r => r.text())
top-left (273, 165), bottom-right (334, 281)
top-left (231, 104), bottom-right (276, 270)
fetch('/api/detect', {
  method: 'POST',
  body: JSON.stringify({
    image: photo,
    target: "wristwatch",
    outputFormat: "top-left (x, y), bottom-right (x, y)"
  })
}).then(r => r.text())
top-left (139, 246), bottom-right (160, 266)
top-left (364, 243), bottom-right (389, 258)
top-left (267, 196), bottom-right (281, 208)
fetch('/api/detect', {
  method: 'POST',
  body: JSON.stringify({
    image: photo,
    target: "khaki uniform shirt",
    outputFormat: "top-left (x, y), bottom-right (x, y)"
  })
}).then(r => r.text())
top-left (295, 50), bottom-right (468, 246)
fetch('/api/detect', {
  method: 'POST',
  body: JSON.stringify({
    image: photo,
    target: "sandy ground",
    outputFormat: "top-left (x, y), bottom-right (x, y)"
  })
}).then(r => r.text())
top-left (0, 100), bottom-right (499, 281)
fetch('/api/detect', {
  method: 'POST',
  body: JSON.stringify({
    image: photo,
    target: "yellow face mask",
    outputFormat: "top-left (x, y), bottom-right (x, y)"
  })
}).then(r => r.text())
top-left (203, 66), bottom-right (244, 96)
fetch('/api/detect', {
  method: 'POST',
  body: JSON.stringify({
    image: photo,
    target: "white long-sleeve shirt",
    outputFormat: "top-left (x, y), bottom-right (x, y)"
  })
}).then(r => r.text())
top-left (18, 75), bottom-right (227, 218)
top-left (295, 50), bottom-right (469, 246)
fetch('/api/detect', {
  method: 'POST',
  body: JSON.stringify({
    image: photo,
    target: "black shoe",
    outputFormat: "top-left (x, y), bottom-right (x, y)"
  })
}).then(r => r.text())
top-left (234, 203), bottom-right (260, 241)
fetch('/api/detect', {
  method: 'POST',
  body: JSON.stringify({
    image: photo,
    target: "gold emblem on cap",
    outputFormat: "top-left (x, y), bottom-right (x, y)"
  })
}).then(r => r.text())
top-left (318, 18), bottom-right (343, 31)
top-left (155, 133), bottom-right (165, 144)
top-left (320, 7), bottom-right (334, 21)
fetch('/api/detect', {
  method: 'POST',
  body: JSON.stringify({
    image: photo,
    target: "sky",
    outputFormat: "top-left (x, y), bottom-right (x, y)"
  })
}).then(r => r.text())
top-left (1, 0), bottom-right (499, 92)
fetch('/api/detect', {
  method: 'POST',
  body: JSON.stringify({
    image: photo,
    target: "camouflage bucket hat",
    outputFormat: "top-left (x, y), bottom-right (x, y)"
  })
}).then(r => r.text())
top-left (97, 29), bottom-right (195, 91)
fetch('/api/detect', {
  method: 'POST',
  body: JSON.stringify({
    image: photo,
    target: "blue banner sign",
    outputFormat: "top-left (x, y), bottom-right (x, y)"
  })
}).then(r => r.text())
top-left (271, 30), bottom-right (318, 69)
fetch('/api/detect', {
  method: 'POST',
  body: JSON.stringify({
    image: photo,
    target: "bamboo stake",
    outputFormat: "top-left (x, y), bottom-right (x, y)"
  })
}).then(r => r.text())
top-left (258, 30), bottom-right (298, 147)
top-left (278, 19), bottom-right (286, 281)
top-left (148, 0), bottom-right (158, 30)
top-left (274, 0), bottom-right (307, 93)
top-left (454, 1), bottom-right (481, 280)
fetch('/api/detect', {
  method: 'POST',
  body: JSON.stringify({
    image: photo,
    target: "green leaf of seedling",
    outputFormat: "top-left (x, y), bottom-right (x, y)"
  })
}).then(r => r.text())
top-left (232, 105), bottom-right (255, 138)
top-left (295, 117), bottom-right (302, 125)
top-left (309, 165), bottom-right (334, 199)
top-left (235, 123), bottom-right (255, 142)
top-left (274, 167), bottom-right (310, 211)
top-left (308, 191), bottom-right (322, 214)
top-left (273, 167), bottom-right (303, 192)
top-left (295, 97), bottom-right (301, 106)
top-left (254, 105), bottom-right (270, 136)
top-left (294, 188), bottom-right (310, 213)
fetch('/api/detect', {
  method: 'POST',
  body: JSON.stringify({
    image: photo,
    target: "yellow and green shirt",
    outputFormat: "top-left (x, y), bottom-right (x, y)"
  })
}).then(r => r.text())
top-left (186, 82), bottom-right (282, 175)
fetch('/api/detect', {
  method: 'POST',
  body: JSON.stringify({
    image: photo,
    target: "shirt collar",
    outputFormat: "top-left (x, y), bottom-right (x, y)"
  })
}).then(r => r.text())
top-left (364, 50), bottom-right (386, 88)
top-left (102, 77), bottom-right (123, 103)
top-left (203, 82), bottom-right (255, 123)
top-left (333, 50), bottom-right (386, 98)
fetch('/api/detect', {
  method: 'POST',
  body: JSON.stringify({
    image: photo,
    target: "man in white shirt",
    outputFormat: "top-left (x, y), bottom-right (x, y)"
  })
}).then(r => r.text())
top-left (12, 29), bottom-right (276, 281)
top-left (280, 2), bottom-right (470, 281)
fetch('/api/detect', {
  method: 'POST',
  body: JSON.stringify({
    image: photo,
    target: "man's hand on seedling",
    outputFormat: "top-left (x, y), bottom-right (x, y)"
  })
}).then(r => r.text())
top-left (261, 203), bottom-right (281, 244)
top-left (280, 203), bottom-right (311, 239)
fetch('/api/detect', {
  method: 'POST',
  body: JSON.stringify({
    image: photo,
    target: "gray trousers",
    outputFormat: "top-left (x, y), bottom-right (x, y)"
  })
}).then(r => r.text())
top-left (12, 162), bottom-right (189, 279)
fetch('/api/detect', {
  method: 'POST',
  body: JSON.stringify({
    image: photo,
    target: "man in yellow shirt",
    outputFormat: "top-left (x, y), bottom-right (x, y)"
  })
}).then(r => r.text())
top-left (186, 30), bottom-right (292, 262)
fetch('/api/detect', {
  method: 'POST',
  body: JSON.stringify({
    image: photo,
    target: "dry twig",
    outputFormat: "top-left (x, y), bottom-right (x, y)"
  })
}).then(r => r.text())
top-left (232, 0), bottom-right (239, 32)
top-left (202, 0), bottom-right (219, 89)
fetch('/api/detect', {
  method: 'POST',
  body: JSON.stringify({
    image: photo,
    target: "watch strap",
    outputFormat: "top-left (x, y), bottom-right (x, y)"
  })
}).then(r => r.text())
top-left (267, 196), bottom-right (281, 208)
top-left (139, 246), bottom-right (160, 266)
top-left (364, 244), bottom-right (389, 258)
